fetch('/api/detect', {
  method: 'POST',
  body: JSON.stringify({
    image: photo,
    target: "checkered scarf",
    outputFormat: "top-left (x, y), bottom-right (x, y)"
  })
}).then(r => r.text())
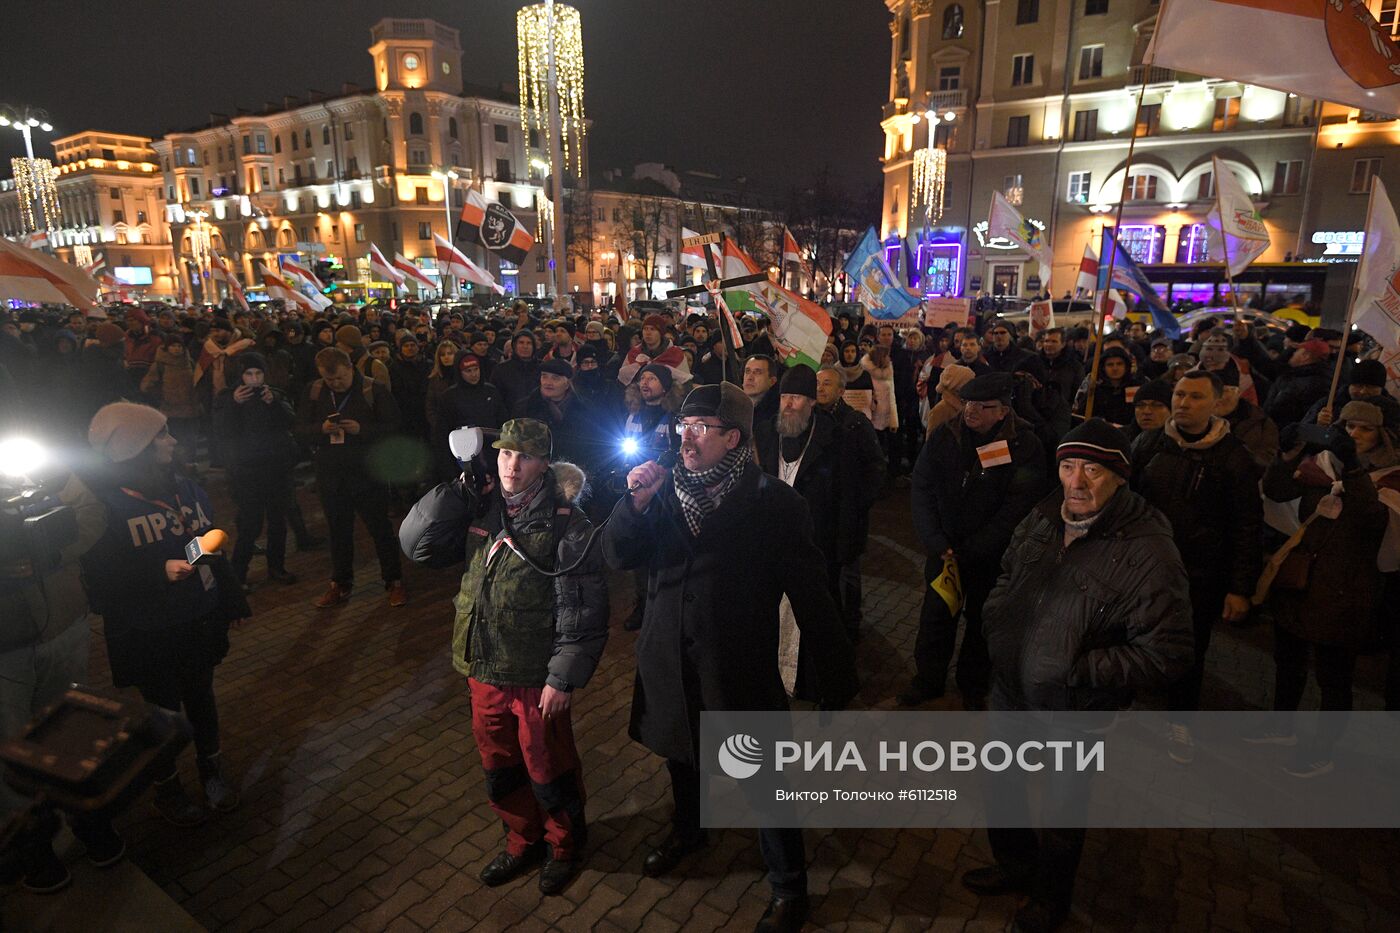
top-left (672, 444), bottom-right (750, 537)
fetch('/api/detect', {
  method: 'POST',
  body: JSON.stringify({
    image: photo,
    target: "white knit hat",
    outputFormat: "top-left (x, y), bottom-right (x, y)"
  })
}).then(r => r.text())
top-left (88, 402), bottom-right (167, 463)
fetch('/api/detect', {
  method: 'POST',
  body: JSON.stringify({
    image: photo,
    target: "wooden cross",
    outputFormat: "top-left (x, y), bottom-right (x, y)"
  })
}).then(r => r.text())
top-left (670, 231), bottom-right (768, 384)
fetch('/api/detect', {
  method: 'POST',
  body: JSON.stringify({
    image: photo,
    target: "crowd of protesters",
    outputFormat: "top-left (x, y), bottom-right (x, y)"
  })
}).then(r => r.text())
top-left (2, 291), bottom-right (1398, 933)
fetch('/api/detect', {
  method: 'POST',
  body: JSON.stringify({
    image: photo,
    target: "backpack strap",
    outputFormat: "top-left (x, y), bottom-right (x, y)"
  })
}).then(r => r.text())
top-left (551, 504), bottom-right (574, 571)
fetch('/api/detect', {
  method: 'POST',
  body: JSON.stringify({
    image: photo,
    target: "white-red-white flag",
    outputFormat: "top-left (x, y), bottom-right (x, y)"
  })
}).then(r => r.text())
top-left (1075, 242), bottom-right (1099, 295)
top-left (434, 233), bottom-right (502, 294)
top-left (280, 256), bottom-right (333, 310)
top-left (368, 243), bottom-right (404, 289)
top-left (210, 250), bottom-right (249, 311)
top-left (394, 253), bottom-right (437, 292)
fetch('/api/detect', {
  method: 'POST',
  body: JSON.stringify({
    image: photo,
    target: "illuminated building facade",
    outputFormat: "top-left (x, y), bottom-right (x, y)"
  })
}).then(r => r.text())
top-left (880, 0), bottom-right (1396, 316)
top-left (151, 17), bottom-right (581, 304)
top-left (0, 131), bottom-right (179, 296)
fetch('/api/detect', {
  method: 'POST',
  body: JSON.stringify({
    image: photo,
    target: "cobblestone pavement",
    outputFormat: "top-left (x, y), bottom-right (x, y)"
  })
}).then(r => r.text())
top-left (83, 478), bottom-right (1400, 932)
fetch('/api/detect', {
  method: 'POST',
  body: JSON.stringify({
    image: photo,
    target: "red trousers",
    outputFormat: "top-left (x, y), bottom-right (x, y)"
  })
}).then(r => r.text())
top-left (468, 678), bottom-right (587, 859)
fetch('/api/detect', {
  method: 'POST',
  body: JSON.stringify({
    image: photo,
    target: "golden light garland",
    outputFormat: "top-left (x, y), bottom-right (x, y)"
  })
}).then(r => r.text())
top-left (912, 147), bottom-right (946, 225)
top-left (517, 3), bottom-right (587, 177)
top-left (534, 188), bottom-right (553, 241)
top-left (11, 157), bottom-right (61, 232)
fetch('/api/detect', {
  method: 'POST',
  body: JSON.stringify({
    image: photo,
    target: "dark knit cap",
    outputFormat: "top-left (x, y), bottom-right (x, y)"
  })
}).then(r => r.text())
top-left (1135, 379), bottom-right (1173, 406)
top-left (237, 351), bottom-right (269, 374)
top-left (1352, 358), bottom-right (1387, 387)
top-left (779, 364), bottom-right (818, 400)
top-left (1285, 323), bottom-right (1311, 343)
top-left (640, 363), bottom-right (674, 391)
top-left (960, 372), bottom-right (1014, 403)
top-left (1057, 418), bottom-right (1132, 478)
top-left (642, 314), bottom-right (668, 332)
top-left (539, 358), bottom-right (574, 378)
top-left (1100, 346), bottom-right (1133, 366)
top-left (679, 382), bottom-right (755, 440)
top-left (575, 344), bottom-right (598, 362)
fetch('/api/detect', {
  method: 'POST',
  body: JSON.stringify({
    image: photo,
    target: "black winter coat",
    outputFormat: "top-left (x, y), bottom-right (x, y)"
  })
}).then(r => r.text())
top-left (911, 414), bottom-right (1048, 567)
top-left (1040, 351), bottom-right (1085, 408)
top-left (492, 357), bottom-right (541, 411)
top-left (825, 399), bottom-right (887, 553)
top-left (984, 487), bottom-right (1193, 712)
top-left (212, 386), bottom-right (298, 473)
top-left (1263, 361), bottom-right (1331, 429)
top-left (514, 389), bottom-right (607, 473)
top-left (602, 463), bottom-right (858, 765)
top-left (1130, 420), bottom-right (1262, 594)
top-left (754, 409), bottom-right (864, 564)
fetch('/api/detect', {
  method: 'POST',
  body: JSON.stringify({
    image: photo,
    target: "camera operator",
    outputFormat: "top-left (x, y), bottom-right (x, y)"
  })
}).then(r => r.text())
top-left (1, 447), bottom-right (124, 892)
top-left (82, 402), bottom-right (250, 827)
top-left (398, 418), bottom-right (608, 896)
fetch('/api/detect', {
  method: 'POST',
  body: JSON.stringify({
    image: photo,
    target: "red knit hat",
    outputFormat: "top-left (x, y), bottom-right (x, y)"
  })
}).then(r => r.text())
top-left (642, 314), bottom-right (668, 333)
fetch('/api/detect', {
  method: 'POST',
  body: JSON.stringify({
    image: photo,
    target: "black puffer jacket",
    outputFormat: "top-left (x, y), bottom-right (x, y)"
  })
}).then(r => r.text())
top-left (212, 385), bottom-right (298, 472)
top-left (911, 413), bottom-right (1048, 566)
top-left (1130, 418), bottom-right (1263, 594)
top-left (984, 487), bottom-right (1193, 712)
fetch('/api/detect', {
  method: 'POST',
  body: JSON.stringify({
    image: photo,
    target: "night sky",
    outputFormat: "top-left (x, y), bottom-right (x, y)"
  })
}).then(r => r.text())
top-left (1, 0), bottom-right (889, 197)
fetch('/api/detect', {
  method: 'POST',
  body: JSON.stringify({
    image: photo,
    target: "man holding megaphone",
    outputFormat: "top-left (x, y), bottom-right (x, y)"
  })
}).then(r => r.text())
top-left (400, 418), bottom-right (608, 896)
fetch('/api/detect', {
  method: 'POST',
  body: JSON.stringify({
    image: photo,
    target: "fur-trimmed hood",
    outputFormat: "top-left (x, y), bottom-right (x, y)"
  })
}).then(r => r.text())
top-left (551, 461), bottom-right (586, 503)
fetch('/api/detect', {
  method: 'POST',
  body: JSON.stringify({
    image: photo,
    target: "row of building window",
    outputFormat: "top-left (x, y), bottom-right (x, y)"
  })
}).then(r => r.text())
top-left (1005, 95), bottom-right (1277, 148)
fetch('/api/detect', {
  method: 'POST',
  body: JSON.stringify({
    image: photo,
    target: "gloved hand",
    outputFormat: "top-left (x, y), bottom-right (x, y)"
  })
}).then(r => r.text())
top-left (1326, 427), bottom-right (1359, 473)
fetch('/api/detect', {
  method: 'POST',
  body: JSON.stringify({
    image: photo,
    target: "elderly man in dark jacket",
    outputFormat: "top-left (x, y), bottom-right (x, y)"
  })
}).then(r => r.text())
top-left (969, 419), bottom-right (1192, 933)
top-left (1131, 369), bottom-right (1262, 763)
top-left (514, 358), bottom-right (604, 474)
top-left (902, 372), bottom-right (1048, 709)
top-left (605, 383), bottom-right (858, 933)
top-left (755, 365), bottom-right (864, 699)
top-left (399, 419), bottom-right (608, 895)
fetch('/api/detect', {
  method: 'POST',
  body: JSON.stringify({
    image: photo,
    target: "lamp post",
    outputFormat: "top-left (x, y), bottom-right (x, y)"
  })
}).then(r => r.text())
top-left (909, 108), bottom-right (955, 288)
top-left (1, 104), bottom-right (58, 238)
top-left (187, 207), bottom-right (211, 304)
top-left (431, 168), bottom-right (459, 298)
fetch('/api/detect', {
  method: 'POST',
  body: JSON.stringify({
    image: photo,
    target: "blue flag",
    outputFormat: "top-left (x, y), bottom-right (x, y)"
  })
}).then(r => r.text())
top-left (1096, 232), bottom-right (1179, 337)
top-left (844, 227), bottom-right (921, 321)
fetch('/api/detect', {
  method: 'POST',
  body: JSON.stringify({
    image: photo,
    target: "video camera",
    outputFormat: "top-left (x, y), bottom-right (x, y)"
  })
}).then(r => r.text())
top-left (0, 687), bottom-right (190, 896)
top-left (0, 437), bottom-right (78, 592)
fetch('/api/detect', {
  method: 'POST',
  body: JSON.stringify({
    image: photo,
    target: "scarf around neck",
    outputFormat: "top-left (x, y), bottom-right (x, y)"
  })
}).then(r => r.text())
top-left (672, 443), bottom-right (751, 537)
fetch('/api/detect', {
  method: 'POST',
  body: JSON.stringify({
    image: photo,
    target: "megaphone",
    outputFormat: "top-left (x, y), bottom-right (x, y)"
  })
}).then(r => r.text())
top-left (448, 426), bottom-right (503, 463)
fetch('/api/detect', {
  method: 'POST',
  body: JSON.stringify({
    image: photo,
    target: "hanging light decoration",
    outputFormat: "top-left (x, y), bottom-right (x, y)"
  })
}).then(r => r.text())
top-left (911, 147), bottom-right (946, 224)
top-left (11, 156), bottom-right (60, 233)
top-left (534, 188), bottom-right (553, 240)
top-left (516, 2), bottom-right (587, 177)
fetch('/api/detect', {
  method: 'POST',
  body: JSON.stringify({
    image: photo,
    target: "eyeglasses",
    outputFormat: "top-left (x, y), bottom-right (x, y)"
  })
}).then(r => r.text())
top-left (674, 422), bottom-right (728, 437)
top-left (962, 401), bottom-right (1004, 413)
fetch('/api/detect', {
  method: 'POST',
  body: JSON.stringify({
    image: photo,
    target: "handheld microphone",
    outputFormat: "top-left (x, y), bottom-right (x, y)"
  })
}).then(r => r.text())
top-left (184, 529), bottom-right (227, 566)
top-left (628, 449), bottom-right (677, 491)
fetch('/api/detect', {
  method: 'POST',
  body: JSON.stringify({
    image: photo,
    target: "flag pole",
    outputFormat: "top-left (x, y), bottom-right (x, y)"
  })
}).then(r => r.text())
top-left (1083, 74), bottom-right (1149, 420)
top-left (1326, 181), bottom-right (1380, 416)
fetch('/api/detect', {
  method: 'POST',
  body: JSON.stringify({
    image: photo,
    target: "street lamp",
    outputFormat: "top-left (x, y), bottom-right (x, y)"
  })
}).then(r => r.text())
top-left (431, 169), bottom-right (460, 298)
top-left (1, 103), bottom-right (59, 235)
top-left (529, 156), bottom-right (556, 294)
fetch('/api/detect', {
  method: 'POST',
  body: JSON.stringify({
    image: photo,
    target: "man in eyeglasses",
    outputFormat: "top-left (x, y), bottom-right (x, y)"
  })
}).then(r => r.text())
top-left (900, 372), bottom-right (1049, 709)
top-left (603, 382), bottom-right (858, 933)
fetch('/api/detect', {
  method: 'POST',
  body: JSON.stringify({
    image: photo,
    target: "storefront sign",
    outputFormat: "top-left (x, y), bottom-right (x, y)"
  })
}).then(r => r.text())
top-left (1311, 231), bottom-right (1364, 256)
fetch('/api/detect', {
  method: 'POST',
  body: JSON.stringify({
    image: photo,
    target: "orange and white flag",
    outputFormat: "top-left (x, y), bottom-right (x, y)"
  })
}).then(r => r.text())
top-left (1150, 0), bottom-right (1400, 115)
top-left (368, 243), bottom-right (404, 290)
top-left (393, 252), bottom-right (437, 291)
top-left (210, 250), bottom-right (249, 311)
top-left (977, 440), bottom-right (1013, 469)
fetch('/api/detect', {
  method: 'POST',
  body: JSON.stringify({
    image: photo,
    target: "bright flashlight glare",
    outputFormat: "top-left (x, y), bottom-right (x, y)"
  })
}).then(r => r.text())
top-left (0, 437), bottom-right (48, 478)
top-left (620, 437), bottom-right (640, 458)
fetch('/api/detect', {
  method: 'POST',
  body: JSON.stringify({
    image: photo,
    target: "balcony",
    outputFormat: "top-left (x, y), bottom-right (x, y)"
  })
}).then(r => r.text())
top-left (1127, 65), bottom-right (1177, 86)
top-left (927, 88), bottom-right (968, 111)
top-left (882, 88), bottom-right (968, 122)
